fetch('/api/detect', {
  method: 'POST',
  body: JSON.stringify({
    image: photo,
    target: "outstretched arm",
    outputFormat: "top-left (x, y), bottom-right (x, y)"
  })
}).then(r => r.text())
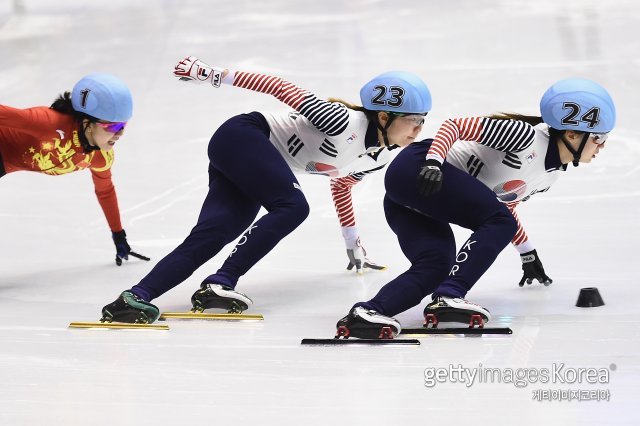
top-left (173, 56), bottom-right (350, 136)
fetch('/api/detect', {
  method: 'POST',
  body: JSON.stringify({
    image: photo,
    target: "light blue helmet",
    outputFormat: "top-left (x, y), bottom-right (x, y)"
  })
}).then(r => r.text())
top-left (540, 78), bottom-right (615, 133)
top-left (360, 71), bottom-right (432, 114)
top-left (71, 73), bottom-right (133, 122)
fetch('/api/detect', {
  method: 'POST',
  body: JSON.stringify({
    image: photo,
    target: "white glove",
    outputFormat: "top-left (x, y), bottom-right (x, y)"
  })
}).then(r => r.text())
top-left (342, 227), bottom-right (386, 274)
top-left (173, 56), bottom-right (227, 87)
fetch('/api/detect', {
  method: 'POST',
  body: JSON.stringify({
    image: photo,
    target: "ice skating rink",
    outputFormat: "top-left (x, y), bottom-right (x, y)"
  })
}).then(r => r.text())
top-left (1, 0), bottom-right (638, 424)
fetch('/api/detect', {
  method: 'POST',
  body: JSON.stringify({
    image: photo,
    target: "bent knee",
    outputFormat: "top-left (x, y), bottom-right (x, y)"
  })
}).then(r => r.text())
top-left (270, 192), bottom-right (310, 226)
top-left (288, 195), bottom-right (310, 224)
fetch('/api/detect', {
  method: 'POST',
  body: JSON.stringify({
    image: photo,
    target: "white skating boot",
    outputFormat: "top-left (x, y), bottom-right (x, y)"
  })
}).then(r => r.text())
top-left (424, 296), bottom-right (491, 328)
top-left (191, 283), bottom-right (253, 313)
top-left (336, 307), bottom-right (401, 339)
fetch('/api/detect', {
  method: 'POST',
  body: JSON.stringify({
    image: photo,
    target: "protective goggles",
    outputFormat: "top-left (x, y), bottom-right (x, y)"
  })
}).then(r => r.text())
top-left (96, 121), bottom-right (127, 133)
top-left (590, 133), bottom-right (608, 145)
top-left (390, 113), bottom-right (427, 126)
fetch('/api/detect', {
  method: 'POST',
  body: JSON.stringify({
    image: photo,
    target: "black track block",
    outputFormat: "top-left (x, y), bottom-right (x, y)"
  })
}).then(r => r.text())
top-left (301, 338), bottom-right (420, 345)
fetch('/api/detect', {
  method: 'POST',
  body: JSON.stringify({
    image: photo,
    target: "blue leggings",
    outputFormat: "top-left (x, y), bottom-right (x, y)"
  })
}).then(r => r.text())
top-left (355, 140), bottom-right (517, 317)
top-left (131, 113), bottom-right (309, 302)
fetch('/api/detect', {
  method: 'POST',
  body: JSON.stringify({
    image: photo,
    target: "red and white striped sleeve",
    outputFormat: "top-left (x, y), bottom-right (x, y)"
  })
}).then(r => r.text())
top-left (228, 71), bottom-right (349, 136)
top-left (505, 202), bottom-right (534, 254)
top-left (426, 117), bottom-right (484, 164)
top-left (329, 175), bottom-right (362, 227)
top-left (426, 117), bottom-right (536, 164)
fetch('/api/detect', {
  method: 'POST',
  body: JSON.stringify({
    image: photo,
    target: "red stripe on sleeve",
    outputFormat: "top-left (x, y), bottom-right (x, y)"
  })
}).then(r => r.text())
top-left (233, 72), bottom-right (309, 111)
top-left (427, 117), bottom-right (484, 162)
top-left (330, 176), bottom-right (361, 227)
top-left (506, 202), bottom-right (528, 246)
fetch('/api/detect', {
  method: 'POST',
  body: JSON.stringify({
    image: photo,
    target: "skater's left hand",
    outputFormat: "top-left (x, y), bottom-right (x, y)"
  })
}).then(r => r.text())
top-left (346, 243), bottom-right (387, 274)
top-left (519, 249), bottom-right (552, 286)
top-left (112, 229), bottom-right (150, 266)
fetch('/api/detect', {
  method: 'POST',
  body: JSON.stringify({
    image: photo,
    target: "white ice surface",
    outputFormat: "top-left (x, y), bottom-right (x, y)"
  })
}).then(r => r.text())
top-left (1, 0), bottom-right (639, 425)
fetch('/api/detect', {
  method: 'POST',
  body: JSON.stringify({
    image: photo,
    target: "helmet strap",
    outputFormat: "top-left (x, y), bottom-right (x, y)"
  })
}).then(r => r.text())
top-left (377, 113), bottom-right (400, 150)
top-left (561, 132), bottom-right (590, 167)
top-left (79, 120), bottom-right (100, 153)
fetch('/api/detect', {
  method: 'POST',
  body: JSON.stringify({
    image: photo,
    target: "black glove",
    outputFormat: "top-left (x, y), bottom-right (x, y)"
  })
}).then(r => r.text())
top-left (519, 249), bottom-right (552, 287)
top-left (417, 159), bottom-right (443, 197)
top-left (112, 229), bottom-right (151, 266)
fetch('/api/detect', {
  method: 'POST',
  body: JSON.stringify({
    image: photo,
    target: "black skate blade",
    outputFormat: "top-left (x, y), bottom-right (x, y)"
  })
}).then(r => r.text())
top-left (401, 327), bottom-right (512, 335)
top-left (301, 338), bottom-right (420, 346)
top-left (158, 312), bottom-right (263, 321)
top-left (69, 321), bottom-right (169, 330)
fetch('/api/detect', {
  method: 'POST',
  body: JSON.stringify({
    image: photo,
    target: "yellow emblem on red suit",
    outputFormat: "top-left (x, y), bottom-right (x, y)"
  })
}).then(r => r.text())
top-left (30, 131), bottom-right (110, 175)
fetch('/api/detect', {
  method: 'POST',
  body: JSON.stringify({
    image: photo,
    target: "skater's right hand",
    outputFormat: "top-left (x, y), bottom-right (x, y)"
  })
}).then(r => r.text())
top-left (173, 56), bottom-right (228, 87)
top-left (346, 243), bottom-right (387, 274)
top-left (519, 249), bottom-right (552, 287)
top-left (417, 159), bottom-right (443, 197)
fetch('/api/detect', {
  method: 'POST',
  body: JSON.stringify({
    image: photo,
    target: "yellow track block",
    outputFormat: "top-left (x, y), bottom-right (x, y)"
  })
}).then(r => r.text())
top-left (69, 322), bottom-right (169, 330)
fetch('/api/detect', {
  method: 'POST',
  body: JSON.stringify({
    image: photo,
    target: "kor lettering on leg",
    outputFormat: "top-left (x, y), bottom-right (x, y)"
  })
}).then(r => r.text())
top-left (449, 239), bottom-right (477, 276)
top-left (229, 225), bottom-right (258, 257)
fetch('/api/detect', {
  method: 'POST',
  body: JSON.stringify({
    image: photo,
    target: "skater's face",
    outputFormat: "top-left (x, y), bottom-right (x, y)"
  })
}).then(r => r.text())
top-left (377, 112), bottom-right (424, 147)
top-left (84, 119), bottom-right (127, 151)
top-left (561, 130), bottom-right (608, 164)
